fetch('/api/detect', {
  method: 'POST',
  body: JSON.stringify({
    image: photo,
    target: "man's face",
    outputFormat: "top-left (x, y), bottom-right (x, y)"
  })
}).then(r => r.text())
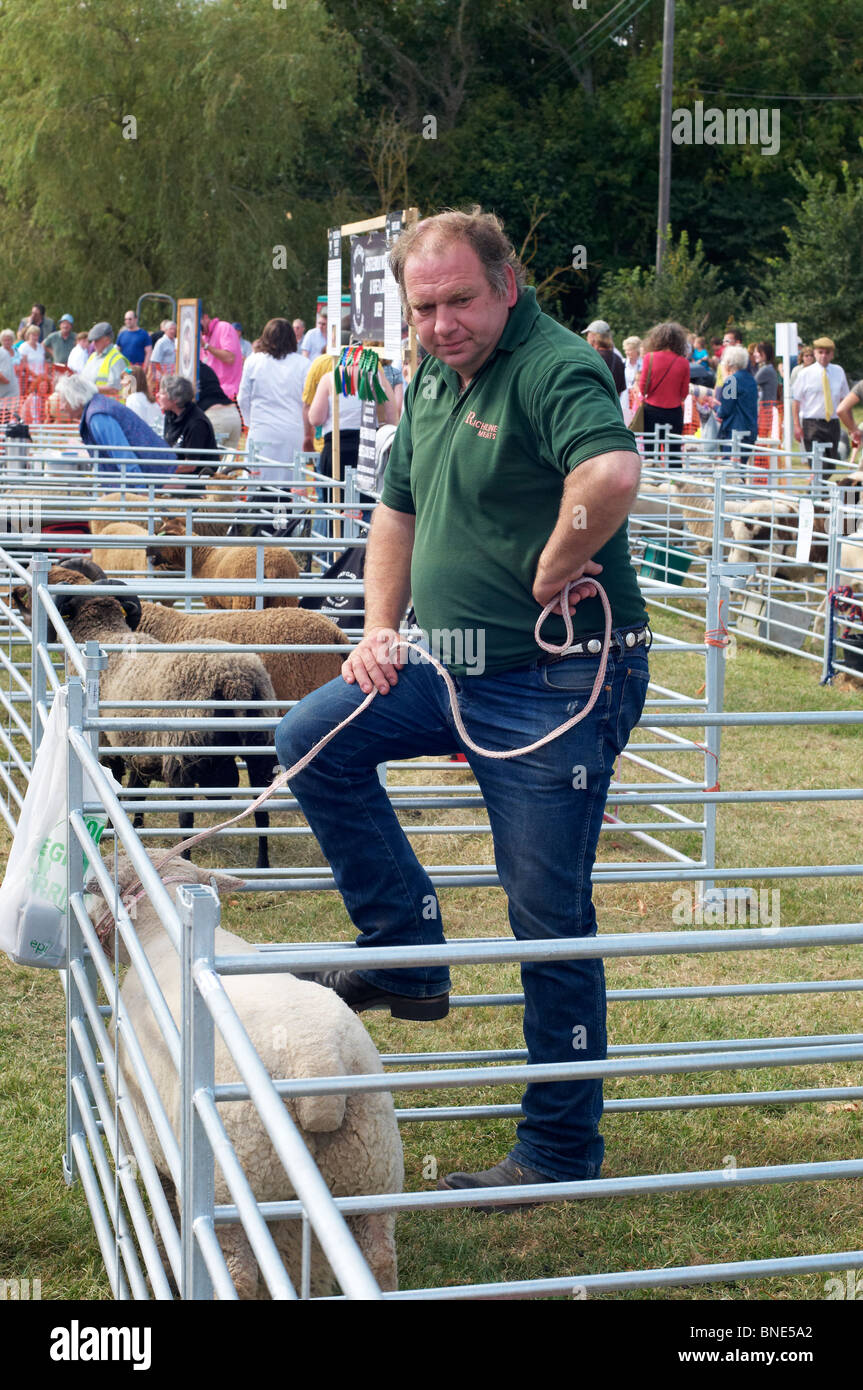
top-left (92, 335), bottom-right (110, 353)
top-left (157, 385), bottom-right (179, 415)
top-left (165, 322), bottom-right (177, 340)
top-left (403, 241), bottom-right (516, 384)
top-left (814, 347), bottom-right (833, 367)
top-left (723, 334), bottom-right (739, 350)
top-left (60, 321), bottom-right (72, 338)
top-left (31, 306), bottom-right (42, 324)
top-left (201, 314), bottom-right (212, 332)
top-left (316, 315), bottom-right (327, 334)
top-left (586, 332), bottom-right (600, 350)
top-left (124, 313), bottom-right (138, 331)
top-left (293, 319), bottom-right (305, 339)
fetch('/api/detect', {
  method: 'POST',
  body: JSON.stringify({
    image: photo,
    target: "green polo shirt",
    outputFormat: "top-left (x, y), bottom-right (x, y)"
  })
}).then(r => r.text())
top-left (380, 287), bottom-right (647, 675)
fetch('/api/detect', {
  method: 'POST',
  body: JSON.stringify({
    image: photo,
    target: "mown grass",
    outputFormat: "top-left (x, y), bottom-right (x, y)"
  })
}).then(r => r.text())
top-left (1, 603), bottom-right (862, 1300)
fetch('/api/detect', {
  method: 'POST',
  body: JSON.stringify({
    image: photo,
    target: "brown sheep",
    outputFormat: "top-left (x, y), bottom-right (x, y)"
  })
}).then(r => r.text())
top-left (90, 494), bottom-right (167, 536)
top-left (147, 517), bottom-right (299, 609)
top-left (91, 522), bottom-right (150, 573)
top-left (55, 559), bottom-right (348, 704)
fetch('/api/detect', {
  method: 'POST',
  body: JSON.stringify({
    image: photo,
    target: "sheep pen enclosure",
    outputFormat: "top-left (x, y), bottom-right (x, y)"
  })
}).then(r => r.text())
top-left (1, 441), bottom-right (863, 1301)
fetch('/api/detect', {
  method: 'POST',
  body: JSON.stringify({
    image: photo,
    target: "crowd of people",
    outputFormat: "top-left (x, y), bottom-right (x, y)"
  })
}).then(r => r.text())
top-left (3, 301), bottom-right (402, 482)
top-left (6, 298), bottom-right (860, 482)
top-left (583, 318), bottom-right (862, 469)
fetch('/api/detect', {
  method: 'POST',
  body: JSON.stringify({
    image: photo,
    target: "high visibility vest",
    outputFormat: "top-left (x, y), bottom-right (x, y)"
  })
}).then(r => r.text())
top-left (95, 344), bottom-right (130, 385)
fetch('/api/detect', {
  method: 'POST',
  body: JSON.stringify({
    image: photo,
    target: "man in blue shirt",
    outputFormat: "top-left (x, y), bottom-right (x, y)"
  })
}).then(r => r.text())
top-left (117, 310), bottom-right (152, 367)
top-left (56, 373), bottom-right (176, 478)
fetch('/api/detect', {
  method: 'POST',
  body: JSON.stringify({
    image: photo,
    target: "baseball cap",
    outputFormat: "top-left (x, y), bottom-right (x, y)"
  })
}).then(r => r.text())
top-left (88, 321), bottom-right (112, 342)
top-left (583, 319), bottom-right (611, 335)
top-left (812, 336), bottom-right (835, 350)
top-left (59, 313), bottom-right (74, 325)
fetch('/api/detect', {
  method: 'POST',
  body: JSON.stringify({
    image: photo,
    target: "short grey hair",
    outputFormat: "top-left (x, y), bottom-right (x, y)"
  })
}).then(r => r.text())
top-left (56, 373), bottom-right (98, 413)
top-left (389, 206), bottom-right (527, 312)
top-left (160, 374), bottom-right (195, 407)
top-left (721, 344), bottom-right (750, 373)
top-left (0, 328), bottom-right (14, 342)
top-left (622, 336), bottom-right (642, 352)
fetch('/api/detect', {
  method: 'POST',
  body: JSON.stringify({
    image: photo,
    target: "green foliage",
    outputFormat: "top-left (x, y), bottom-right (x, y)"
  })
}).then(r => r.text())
top-left (0, 0), bottom-right (360, 332)
top-left (0, 0), bottom-right (860, 336)
top-left (594, 230), bottom-right (737, 339)
top-left (755, 161), bottom-right (863, 377)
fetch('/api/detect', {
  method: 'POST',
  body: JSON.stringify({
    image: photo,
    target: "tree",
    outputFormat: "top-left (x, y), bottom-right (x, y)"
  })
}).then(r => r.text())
top-left (0, 0), bottom-right (360, 332)
top-left (593, 230), bottom-right (737, 339)
top-left (756, 161), bottom-right (863, 376)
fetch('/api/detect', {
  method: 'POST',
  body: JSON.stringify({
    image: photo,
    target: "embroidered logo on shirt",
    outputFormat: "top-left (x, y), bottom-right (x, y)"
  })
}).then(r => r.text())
top-left (463, 410), bottom-right (498, 440)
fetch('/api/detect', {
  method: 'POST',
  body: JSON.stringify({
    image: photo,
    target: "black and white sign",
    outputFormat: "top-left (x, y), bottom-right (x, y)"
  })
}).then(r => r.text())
top-left (327, 228), bottom-right (342, 356)
top-left (350, 230), bottom-right (388, 341)
top-left (357, 400), bottom-right (379, 492)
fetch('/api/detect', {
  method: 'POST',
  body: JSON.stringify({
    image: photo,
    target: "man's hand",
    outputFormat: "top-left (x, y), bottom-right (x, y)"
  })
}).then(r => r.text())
top-left (794, 424), bottom-right (803, 443)
top-left (533, 560), bottom-right (603, 614)
top-left (342, 627), bottom-right (405, 694)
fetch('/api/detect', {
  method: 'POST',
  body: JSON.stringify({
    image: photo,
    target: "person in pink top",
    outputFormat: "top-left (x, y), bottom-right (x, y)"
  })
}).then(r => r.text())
top-left (637, 320), bottom-right (691, 468)
top-left (199, 308), bottom-right (243, 399)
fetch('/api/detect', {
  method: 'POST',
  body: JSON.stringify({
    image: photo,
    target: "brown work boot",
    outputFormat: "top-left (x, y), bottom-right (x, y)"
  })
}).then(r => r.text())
top-left (438, 1153), bottom-right (560, 1212)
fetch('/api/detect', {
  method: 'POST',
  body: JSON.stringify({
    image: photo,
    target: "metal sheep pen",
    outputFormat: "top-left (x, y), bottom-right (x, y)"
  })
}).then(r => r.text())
top-left (0, 451), bottom-right (862, 1298)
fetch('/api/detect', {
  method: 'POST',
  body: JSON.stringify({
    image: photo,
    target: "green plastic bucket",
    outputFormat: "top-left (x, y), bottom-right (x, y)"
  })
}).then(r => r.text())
top-left (641, 544), bottom-right (693, 585)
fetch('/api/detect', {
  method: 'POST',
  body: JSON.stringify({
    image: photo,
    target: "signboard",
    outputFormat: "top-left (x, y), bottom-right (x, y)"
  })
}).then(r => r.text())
top-left (350, 230), bottom-right (389, 342)
top-left (775, 322), bottom-right (798, 362)
top-left (176, 298), bottom-right (200, 390)
top-left (356, 400), bottom-right (379, 492)
top-left (326, 228), bottom-right (342, 356)
top-left (776, 321), bottom-right (798, 461)
top-left (384, 212), bottom-right (405, 360)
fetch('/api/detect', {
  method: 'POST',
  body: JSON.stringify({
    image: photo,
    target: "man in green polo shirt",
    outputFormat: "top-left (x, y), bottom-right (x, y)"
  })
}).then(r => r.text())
top-left (276, 208), bottom-right (649, 1206)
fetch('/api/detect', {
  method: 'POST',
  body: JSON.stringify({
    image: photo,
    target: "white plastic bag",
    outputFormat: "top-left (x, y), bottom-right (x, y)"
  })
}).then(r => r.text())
top-left (0, 689), bottom-right (113, 969)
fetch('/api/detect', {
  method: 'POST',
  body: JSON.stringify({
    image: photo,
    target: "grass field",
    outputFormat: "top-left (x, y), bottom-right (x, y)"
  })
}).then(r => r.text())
top-left (1, 601), bottom-right (862, 1301)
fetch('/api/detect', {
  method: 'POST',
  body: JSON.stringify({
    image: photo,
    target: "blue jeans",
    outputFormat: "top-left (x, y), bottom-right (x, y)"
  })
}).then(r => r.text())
top-left (275, 638), bottom-right (649, 1181)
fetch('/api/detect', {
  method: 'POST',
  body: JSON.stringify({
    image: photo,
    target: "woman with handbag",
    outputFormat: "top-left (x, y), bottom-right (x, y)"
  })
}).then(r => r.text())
top-left (638, 321), bottom-right (691, 467)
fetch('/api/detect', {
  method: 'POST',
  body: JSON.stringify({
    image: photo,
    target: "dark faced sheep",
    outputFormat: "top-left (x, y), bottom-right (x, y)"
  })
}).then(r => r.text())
top-left (56, 558), bottom-right (348, 703)
top-left (13, 569), bottom-right (279, 869)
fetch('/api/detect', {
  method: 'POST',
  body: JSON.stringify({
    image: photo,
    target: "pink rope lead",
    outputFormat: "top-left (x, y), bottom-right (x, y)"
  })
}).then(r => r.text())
top-left (101, 581), bottom-right (614, 915)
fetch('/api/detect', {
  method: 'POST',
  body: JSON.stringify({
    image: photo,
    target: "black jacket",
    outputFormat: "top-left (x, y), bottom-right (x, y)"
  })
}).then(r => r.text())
top-left (162, 400), bottom-right (217, 468)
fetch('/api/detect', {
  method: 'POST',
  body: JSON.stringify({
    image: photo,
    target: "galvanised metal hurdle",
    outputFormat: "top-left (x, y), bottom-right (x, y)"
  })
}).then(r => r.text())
top-left (630, 441), bottom-right (863, 679)
top-left (3, 456), bottom-right (863, 1297)
top-left (58, 652), bottom-right (863, 1300)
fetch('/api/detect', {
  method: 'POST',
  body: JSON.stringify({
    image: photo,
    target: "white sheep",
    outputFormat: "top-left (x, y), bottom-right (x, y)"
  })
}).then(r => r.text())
top-left (93, 854), bottom-right (403, 1298)
top-left (727, 495), bottom-right (828, 577)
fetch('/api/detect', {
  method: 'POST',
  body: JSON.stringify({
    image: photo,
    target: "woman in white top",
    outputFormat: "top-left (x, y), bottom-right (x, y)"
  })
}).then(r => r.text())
top-left (120, 364), bottom-right (164, 434)
top-left (18, 325), bottom-right (46, 376)
top-left (237, 318), bottom-right (311, 484)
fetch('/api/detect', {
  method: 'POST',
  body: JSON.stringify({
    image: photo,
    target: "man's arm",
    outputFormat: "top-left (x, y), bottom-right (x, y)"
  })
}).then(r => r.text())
top-left (207, 346), bottom-right (235, 365)
top-left (342, 502), bottom-right (416, 694)
top-left (88, 413), bottom-right (140, 465)
top-left (837, 388), bottom-right (862, 445)
top-left (533, 450), bottom-right (642, 611)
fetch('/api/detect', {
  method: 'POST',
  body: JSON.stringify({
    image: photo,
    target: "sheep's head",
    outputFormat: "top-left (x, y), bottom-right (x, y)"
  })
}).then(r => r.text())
top-left (12, 563), bottom-right (95, 626)
top-left (148, 516), bottom-right (186, 570)
top-left (91, 853), bottom-right (247, 960)
top-left (13, 567), bottom-right (142, 637)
